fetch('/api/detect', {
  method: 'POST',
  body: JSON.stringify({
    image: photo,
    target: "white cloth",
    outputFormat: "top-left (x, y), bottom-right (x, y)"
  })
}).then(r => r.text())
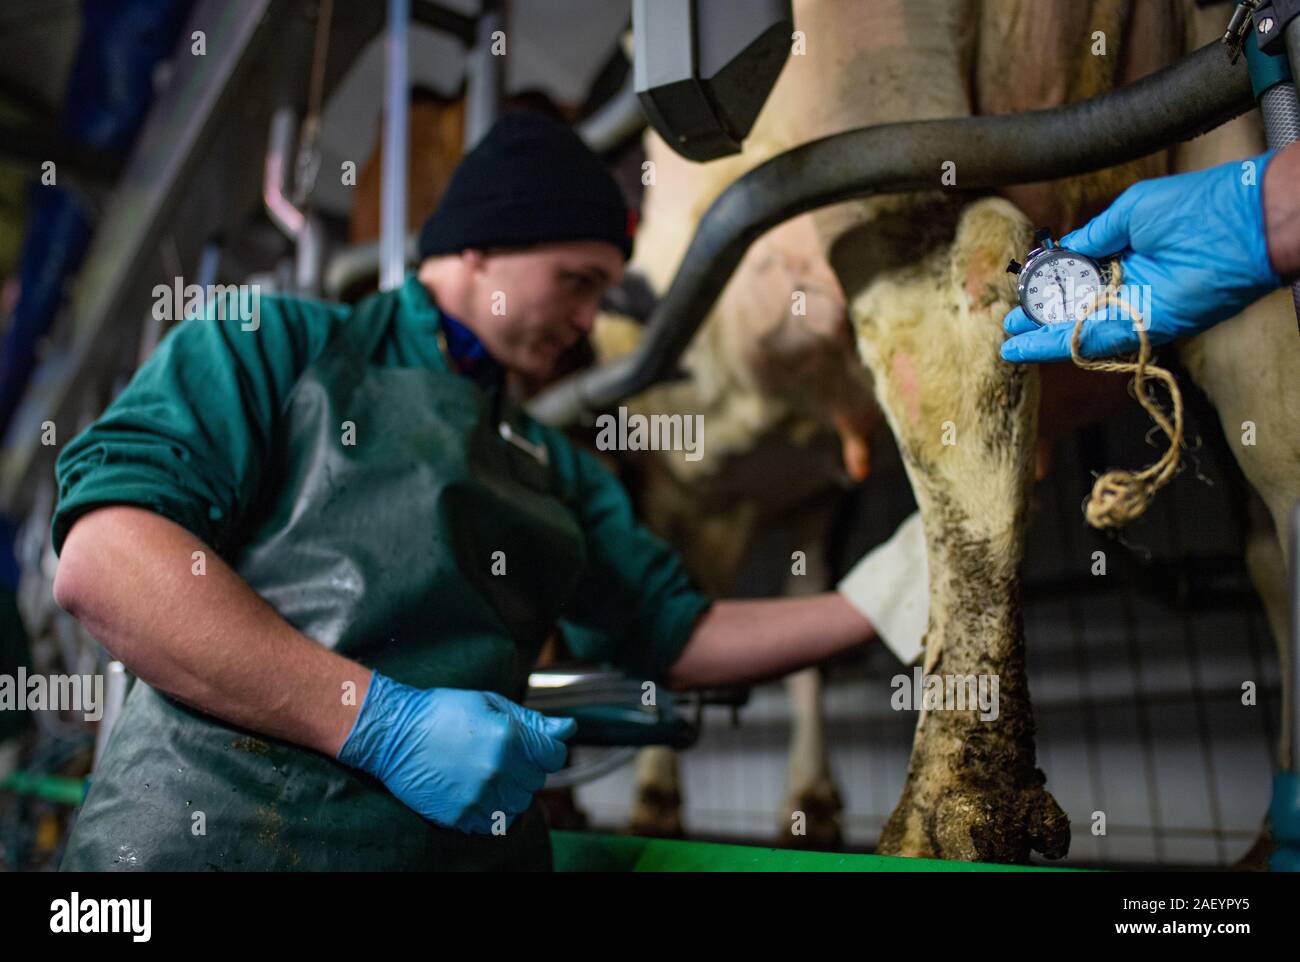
top-left (836, 510), bottom-right (929, 666)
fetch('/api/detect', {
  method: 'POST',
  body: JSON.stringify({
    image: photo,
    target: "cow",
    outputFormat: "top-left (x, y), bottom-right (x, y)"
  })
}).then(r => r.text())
top-left (602, 0), bottom-right (1298, 861)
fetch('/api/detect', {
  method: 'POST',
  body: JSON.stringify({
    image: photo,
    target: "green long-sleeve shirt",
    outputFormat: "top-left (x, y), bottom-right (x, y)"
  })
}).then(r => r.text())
top-left (51, 274), bottom-right (710, 679)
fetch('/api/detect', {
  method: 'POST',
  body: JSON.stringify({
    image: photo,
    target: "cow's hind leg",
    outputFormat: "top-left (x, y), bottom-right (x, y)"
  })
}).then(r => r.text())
top-left (783, 666), bottom-right (843, 848)
top-left (772, 497), bottom-right (845, 848)
top-left (629, 746), bottom-right (684, 838)
top-left (831, 195), bottom-right (1069, 862)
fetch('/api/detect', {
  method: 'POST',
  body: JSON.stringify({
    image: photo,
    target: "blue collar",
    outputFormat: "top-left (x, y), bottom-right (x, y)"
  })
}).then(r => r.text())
top-left (439, 308), bottom-right (504, 388)
top-left (401, 274), bottom-right (504, 388)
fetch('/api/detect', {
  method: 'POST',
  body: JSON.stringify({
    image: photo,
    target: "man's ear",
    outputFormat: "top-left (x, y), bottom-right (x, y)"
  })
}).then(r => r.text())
top-left (462, 248), bottom-right (486, 273)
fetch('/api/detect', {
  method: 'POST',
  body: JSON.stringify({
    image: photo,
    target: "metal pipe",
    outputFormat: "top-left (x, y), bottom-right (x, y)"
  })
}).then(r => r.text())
top-left (380, 0), bottom-right (411, 292)
top-left (297, 215), bottom-right (325, 297)
top-left (195, 239), bottom-right (222, 292)
top-left (263, 107), bottom-right (325, 296)
top-left (527, 40), bottom-right (1256, 427)
top-left (544, 748), bottom-right (638, 789)
top-left (464, 0), bottom-right (504, 151)
top-left (92, 661), bottom-right (129, 773)
top-left (263, 107), bottom-right (305, 238)
top-left (1259, 83), bottom-right (1300, 146)
top-left (577, 72), bottom-right (645, 153)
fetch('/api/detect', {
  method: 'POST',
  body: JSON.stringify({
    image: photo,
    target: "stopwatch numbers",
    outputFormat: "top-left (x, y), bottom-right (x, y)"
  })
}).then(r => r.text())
top-left (1023, 252), bottom-right (1101, 325)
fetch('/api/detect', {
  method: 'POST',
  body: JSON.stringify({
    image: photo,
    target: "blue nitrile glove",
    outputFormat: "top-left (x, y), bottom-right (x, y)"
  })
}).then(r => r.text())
top-left (337, 671), bottom-right (577, 834)
top-left (1001, 150), bottom-right (1283, 363)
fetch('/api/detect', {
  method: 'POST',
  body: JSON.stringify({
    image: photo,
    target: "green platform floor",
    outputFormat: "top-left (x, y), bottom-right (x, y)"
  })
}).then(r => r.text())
top-left (552, 831), bottom-right (1069, 872)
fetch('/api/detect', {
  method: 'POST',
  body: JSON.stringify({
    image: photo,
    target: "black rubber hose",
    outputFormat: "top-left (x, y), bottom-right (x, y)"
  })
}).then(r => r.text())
top-left (527, 40), bottom-right (1254, 427)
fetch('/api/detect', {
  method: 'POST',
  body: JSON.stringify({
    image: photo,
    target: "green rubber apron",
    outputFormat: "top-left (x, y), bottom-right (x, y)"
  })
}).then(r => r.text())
top-left (62, 289), bottom-right (587, 870)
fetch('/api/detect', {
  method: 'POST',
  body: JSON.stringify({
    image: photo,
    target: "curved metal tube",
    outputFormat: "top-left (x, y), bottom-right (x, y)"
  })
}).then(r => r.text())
top-left (264, 107), bottom-right (306, 238)
top-left (527, 41), bottom-right (1254, 427)
top-left (264, 106), bottom-right (324, 296)
top-left (544, 747), bottom-right (638, 789)
top-left (578, 71), bottom-right (645, 154)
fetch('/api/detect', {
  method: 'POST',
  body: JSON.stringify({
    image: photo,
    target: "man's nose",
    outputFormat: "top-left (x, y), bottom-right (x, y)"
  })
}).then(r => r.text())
top-left (571, 302), bottom-right (598, 334)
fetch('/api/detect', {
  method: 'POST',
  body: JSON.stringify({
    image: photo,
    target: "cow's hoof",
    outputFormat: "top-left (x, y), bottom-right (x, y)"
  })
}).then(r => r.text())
top-left (782, 778), bottom-right (844, 850)
top-left (879, 781), bottom-right (1070, 863)
top-left (628, 785), bottom-right (684, 838)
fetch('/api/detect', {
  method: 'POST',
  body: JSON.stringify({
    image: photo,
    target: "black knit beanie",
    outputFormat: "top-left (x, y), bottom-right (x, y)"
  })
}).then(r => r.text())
top-left (417, 111), bottom-right (635, 261)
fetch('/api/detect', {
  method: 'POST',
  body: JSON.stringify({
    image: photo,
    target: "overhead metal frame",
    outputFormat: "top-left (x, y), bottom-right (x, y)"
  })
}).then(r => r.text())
top-left (380, 0), bottom-right (412, 292)
top-left (0, 0), bottom-right (388, 514)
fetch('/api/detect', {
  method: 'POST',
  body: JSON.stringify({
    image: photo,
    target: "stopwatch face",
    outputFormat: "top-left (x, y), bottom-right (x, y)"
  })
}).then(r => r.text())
top-left (1019, 250), bottom-right (1104, 326)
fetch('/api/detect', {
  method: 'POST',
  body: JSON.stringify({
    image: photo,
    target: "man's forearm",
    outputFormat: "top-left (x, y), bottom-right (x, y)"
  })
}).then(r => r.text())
top-left (1264, 141), bottom-right (1300, 282)
top-left (53, 505), bottom-right (370, 757)
top-left (667, 594), bottom-right (874, 690)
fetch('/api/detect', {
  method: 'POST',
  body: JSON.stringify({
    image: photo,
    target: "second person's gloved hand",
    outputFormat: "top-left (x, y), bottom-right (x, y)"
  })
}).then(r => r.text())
top-left (337, 671), bottom-right (576, 834)
top-left (1001, 150), bottom-right (1283, 363)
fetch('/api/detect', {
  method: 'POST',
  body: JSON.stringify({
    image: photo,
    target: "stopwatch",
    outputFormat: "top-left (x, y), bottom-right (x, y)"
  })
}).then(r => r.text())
top-left (1006, 229), bottom-right (1114, 326)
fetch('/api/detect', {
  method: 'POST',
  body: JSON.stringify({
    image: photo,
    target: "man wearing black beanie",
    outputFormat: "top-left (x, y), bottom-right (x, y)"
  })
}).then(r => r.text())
top-left (413, 110), bottom-right (634, 384)
top-left (51, 110), bottom-right (882, 871)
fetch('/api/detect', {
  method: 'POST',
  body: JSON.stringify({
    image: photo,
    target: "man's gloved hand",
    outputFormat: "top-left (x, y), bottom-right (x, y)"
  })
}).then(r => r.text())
top-left (1001, 151), bottom-right (1283, 363)
top-left (337, 671), bottom-right (576, 834)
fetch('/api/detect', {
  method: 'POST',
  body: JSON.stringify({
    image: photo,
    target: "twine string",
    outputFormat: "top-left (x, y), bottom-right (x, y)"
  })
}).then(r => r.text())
top-left (1064, 262), bottom-right (1184, 529)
